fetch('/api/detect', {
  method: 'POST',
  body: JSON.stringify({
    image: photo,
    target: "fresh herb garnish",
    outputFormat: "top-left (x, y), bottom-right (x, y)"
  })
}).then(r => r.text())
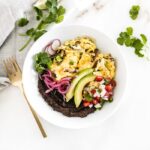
top-left (18, 0), bottom-right (66, 51)
top-left (129, 5), bottom-right (140, 20)
top-left (126, 27), bottom-right (133, 36)
top-left (17, 18), bottom-right (29, 27)
top-left (34, 7), bottom-right (43, 20)
top-left (55, 55), bottom-right (62, 62)
top-left (117, 27), bottom-right (147, 57)
top-left (108, 97), bottom-right (113, 102)
top-left (34, 52), bottom-right (52, 73)
top-left (104, 78), bottom-right (110, 85)
top-left (140, 34), bottom-right (147, 44)
top-left (69, 60), bottom-right (74, 65)
top-left (84, 93), bottom-right (93, 102)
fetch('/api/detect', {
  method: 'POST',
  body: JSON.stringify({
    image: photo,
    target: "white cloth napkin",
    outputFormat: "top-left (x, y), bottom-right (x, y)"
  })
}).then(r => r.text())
top-left (0, 0), bottom-right (36, 47)
top-left (0, 0), bottom-right (94, 91)
top-left (0, 0), bottom-right (36, 90)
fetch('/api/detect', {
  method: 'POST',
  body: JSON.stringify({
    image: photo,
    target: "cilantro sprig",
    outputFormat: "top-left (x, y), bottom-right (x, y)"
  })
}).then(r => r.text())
top-left (129, 5), bottom-right (140, 20)
top-left (17, 0), bottom-right (66, 51)
top-left (117, 27), bottom-right (147, 57)
top-left (34, 52), bottom-right (52, 73)
top-left (17, 18), bottom-right (29, 27)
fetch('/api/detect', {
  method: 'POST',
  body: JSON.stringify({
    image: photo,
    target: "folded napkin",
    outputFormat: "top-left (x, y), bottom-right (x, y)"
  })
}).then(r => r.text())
top-left (0, 0), bottom-right (36, 47)
top-left (0, 77), bottom-right (10, 91)
top-left (0, 0), bottom-right (95, 91)
top-left (0, 0), bottom-right (36, 90)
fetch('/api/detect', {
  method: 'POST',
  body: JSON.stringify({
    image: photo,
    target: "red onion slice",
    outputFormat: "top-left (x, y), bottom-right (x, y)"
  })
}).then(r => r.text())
top-left (51, 39), bottom-right (61, 51)
top-left (41, 70), bottom-right (71, 95)
top-left (43, 39), bottom-right (61, 55)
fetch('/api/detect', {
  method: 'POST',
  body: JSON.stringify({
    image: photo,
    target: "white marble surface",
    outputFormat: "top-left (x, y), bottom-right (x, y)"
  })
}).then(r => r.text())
top-left (1, 0), bottom-right (150, 149)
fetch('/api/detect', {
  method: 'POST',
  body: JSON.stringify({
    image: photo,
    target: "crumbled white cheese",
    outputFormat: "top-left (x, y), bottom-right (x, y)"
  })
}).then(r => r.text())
top-left (93, 91), bottom-right (100, 97)
top-left (99, 84), bottom-right (106, 97)
top-left (89, 104), bottom-right (93, 108)
top-left (100, 79), bottom-right (105, 85)
top-left (94, 103), bottom-right (101, 108)
top-left (103, 96), bottom-right (109, 101)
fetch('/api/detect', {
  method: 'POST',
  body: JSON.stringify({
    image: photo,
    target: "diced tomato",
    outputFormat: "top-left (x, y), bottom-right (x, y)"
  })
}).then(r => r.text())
top-left (92, 99), bottom-right (98, 105)
top-left (104, 92), bottom-right (110, 97)
top-left (95, 76), bottom-right (103, 82)
top-left (83, 101), bottom-right (90, 107)
top-left (95, 96), bottom-right (100, 101)
top-left (105, 84), bottom-right (113, 92)
top-left (91, 89), bottom-right (96, 94)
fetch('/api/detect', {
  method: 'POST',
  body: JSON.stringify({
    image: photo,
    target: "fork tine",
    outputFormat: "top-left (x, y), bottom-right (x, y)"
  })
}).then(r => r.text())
top-left (9, 57), bottom-right (17, 71)
top-left (3, 60), bottom-right (10, 75)
top-left (11, 57), bottom-right (21, 72)
top-left (8, 58), bottom-right (16, 73)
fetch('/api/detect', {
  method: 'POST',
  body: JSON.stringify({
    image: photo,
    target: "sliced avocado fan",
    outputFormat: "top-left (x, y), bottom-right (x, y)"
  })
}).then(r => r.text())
top-left (66, 68), bottom-right (93, 102)
top-left (74, 74), bottom-right (96, 108)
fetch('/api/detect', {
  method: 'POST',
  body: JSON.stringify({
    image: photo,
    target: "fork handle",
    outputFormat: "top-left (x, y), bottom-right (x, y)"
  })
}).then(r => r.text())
top-left (18, 83), bottom-right (47, 138)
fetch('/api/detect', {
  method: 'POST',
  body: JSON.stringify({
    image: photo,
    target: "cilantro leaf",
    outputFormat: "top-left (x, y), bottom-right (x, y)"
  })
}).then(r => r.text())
top-left (18, 0), bottom-right (66, 51)
top-left (125, 38), bottom-right (132, 47)
top-left (17, 18), bottom-right (29, 27)
top-left (129, 5), bottom-right (140, 20)
top-left (135, 49), bottom-right (144, 57)
top-left (117, 37), bottom-right (124, 45)
top-left (119, 32), bottom-right (129, 39)
top-left (126, 27), bottom-right (133, 36)
top-left (140, 34), bottom-right (147, 44)
top-left (117, 26), bottom-right (148, 58)
top-left (26, 28), bottom-right (35, 36)
top-left (34, 52), bottom-right (52, 73)
top-left (55, 15), bottom-right (64, 23)
top-left (33, 30), bottom-right (47, 41)
top-left (132, 39), bottom-right (144, 50)
top-left (34, 7), bottom-right (43, 20)
top-left (57, 6), bottom-right (66, 16)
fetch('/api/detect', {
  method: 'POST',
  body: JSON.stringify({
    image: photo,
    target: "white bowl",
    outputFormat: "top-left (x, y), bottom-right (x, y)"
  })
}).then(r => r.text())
top-left (23, 25), bottom-right (127, 129)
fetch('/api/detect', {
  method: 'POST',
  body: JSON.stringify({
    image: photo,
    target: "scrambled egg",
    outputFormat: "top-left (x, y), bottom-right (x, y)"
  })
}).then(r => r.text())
top-left (94, 54), bottom-right (116, 79)
top-left (51, 36), bottom-right (116, 80)
top-left (51, 50), bottom-right (80, 80)
top-left (51, 37), bottom-right (96, 80)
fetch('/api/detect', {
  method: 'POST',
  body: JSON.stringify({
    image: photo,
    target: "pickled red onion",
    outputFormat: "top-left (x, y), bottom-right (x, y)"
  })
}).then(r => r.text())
top-left (42, 70), bottom-right (71, 95)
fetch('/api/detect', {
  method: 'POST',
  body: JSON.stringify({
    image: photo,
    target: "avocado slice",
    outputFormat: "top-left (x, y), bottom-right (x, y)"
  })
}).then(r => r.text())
top-left (66, 68), bottom-right (93, 102)
top-left (74, 74), bottom-right (96, 108)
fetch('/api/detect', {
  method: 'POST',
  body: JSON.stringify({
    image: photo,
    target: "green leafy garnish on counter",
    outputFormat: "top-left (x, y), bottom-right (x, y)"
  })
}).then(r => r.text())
top-left (129, 5), bottom-right (140, 20)
top-left (117, 27), bottom-right (148, 57)
top-left (140, 34), bottom-right (147, 44)
top-left (18, 0), bottom-right (66, 51)
top-left (34, 52), bottom-right (52, 73)
top-left (126, 27), bottom-right (133, 35)
top-left (17, 18), bottom-right (29, 27)
top-left (34, 7), bottom-right (43, 20)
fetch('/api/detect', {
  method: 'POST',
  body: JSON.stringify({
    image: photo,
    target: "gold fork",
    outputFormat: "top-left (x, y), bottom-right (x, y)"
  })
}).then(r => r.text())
top-left (3, 57), bottom-right (47, 138)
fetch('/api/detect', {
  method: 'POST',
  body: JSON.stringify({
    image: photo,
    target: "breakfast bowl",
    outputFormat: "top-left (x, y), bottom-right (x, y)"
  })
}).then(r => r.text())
top-left (23, 25), bottom-right (127, 129)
